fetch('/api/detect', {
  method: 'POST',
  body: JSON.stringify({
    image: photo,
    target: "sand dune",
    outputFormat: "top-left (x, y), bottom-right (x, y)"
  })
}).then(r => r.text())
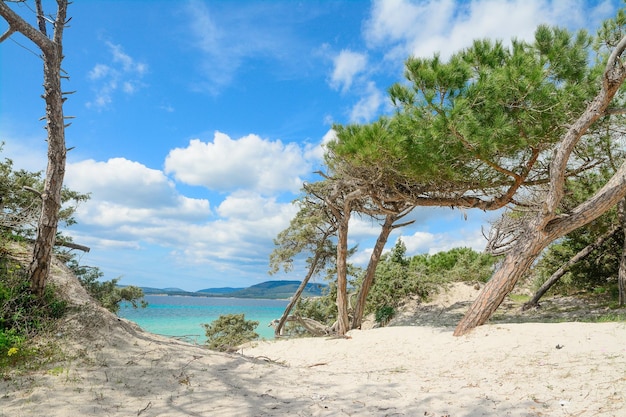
top-left (1, 262), bottom-right (624, 416)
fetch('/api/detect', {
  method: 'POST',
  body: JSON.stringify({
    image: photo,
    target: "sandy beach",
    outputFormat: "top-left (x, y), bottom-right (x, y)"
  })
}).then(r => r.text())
top-left (1, 263), bottom-right (625, 416)
top-left (1, 319), bottom-right (624, 416)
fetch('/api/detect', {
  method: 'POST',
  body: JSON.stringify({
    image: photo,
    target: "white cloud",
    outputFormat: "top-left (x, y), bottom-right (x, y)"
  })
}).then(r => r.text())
top-left (330, 50), bottom-right (368, 92)
top-left (86, 41), bottom-right (148, 109)
top-left (402, 228), bottom-right (487, 255)
top-left (107, 41), bottom-right (147, 75)
top-left (349, 81), bottom-right (384, 123)
top-left (164, 131), bottom-right (312, 194)
top-left (0, 130), bottom-right (47, 173)
top-left (304, 128), bottom-right (336, 162)
top-left (363, 0), bottom-right (614, 63)
top-left (88, 64), bottom-right (111, 80)
top-left (65, 158), bottom-right (210, 227)
top-left (62, 150), bottom-right (300, 271)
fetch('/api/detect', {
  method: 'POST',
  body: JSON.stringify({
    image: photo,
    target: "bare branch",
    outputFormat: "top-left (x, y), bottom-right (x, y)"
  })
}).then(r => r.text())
top-left (0, 26), bottom-right (15, 42)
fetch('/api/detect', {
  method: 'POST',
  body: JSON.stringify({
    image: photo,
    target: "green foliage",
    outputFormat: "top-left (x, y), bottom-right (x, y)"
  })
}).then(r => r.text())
top-left (296, 283), bottom-right (337, 323)
top-left (0, 145), bottom-right (90, 240)
top-left (269, 190), bottom-right (336, 276)
top-left (203, 313), bottom-right (259, 352)
top-left (67, 259), bottom-right (146, 314)
top-left (374, 306), bottom-right (395, 326)
top-left (328, 25), bottom-right (598, 194)
top-left (364, 243), bottom-right (496, 316)
top-left (285, 244), bottom-right (496, 330)
top-left (0, 249), bottom-right (66, 362)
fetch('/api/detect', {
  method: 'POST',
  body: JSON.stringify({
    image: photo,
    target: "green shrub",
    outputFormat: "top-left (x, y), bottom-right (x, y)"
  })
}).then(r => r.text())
top-left (203, 313), bottom-right (259, 352)
top-left (375, 306), bottom-right (395, 326)
top-left (364, 242), bottom-right (497, 317)
top-left (0, 328), bottom-right (23, 352)
top-left (0, 250), bottom-right (67, 370)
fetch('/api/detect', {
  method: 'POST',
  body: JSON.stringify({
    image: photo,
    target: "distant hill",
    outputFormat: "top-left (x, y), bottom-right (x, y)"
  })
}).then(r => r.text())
top-left (196, 287), bottom-right (244, 295)
top-left (136, 286), bottom-right (206, 297)
top-left (136, 280), bottom-right (328, 299)
top-left (227, 280), bottom-right (327, 299)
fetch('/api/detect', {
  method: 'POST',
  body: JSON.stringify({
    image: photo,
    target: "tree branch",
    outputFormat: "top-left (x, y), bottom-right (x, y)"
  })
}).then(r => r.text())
top-left (0, 1), bottom-right (54, 54)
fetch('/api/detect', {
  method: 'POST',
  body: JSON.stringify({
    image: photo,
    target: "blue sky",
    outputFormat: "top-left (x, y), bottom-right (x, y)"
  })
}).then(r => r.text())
top-left (0, 0), bottom-right (620, 291)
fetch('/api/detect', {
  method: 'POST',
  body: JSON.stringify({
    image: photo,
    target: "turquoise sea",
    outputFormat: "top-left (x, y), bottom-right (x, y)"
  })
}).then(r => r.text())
top-left (118, 295), bottom-right (289, 344)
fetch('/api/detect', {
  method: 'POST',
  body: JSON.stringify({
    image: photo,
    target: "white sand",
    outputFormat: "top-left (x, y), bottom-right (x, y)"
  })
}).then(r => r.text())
top-left (1, 320), bottom-right (624, 417)
top-left (1, 259), bottom-right (624, 416)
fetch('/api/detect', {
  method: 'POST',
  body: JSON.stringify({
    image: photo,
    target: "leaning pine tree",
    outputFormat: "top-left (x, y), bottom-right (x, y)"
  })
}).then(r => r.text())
top-left (325, 13), bottom-right (626, 335)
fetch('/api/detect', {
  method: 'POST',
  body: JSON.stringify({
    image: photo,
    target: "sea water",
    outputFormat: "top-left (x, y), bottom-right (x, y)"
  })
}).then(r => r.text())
top-left (118, 295), bottom-right (289, 344)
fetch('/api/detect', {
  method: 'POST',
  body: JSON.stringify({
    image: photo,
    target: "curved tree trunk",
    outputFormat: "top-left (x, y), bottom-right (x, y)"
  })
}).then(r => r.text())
top-left (455, 160), bottom-right (626, 335)
top-left (454, 223), bottom-right (551, 336)
top-left (274, 250), bottom-right (322, 337)
top-left (351, 210), bottom-right (414, 330)
top-left (351, 215), bottom-right (395, 330)
top-left (454, 35), bottom-right (626, 335)
top-left (522, 224), bottom-right (620, 311)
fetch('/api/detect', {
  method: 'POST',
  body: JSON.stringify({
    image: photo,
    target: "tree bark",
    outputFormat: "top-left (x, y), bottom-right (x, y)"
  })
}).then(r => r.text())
top-left (351, 214), bottom-right (395, 330)
top-left (454, 222), bottom-right (552, 336)
top-left (618, 199), bottom-right (626, 306)
top-left (320, 183), bottom-right (362, 336)
top-left (0, 1), bottom-right (70, 297)
top-left (350, 211), bottom-right (414, 330)
top-left (274, 246), bottom-right (324, 337)
top-left (455, 160), bottom-right (626, 335)
top-left (335, 216), bottom-right (350, 335)
top-left (522, 224), bottom-right (620, 311)
top-left (454, 34), bottom-right (626, 336)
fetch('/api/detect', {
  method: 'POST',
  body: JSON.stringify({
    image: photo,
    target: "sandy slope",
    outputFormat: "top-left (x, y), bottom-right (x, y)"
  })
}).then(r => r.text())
top-left (0, 254), bottom-right (624, 416)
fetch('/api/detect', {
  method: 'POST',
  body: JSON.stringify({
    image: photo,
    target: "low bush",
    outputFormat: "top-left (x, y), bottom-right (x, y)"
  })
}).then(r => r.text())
top-left (374, 305), bottom-right (395, 326)
top-left (203, 313), bottom-right (259, 352)
top-left (0, 250), bottom-right (67, 369)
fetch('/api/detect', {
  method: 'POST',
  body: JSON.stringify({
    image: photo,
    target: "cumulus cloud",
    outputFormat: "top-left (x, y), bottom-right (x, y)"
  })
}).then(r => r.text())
top-left (62, 150), bottom-right (302, 271)
top-left (164, 131), bottom-right (312, 194)
top-left (184, 191), bottom-right (299, 260)
top-left (304, 128), bottom-right (337, 162)
top-left (363, 0), bottom-right (610, 63)
top-left (65, 158), bottom-right (210, 230)
top-left (86, 41), bottom-right (148, 109)
top-left (330, 50), bottom-right (368, 92)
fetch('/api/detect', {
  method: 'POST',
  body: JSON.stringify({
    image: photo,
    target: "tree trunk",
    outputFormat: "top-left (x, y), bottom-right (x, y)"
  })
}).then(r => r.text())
top-left (0, 1), bottom-right (69, 297)
top-left (522, 224), bottom-right (620, 311)
top-left (618, 199), bottom-right (626, 306)
top-left (454, 222), bottom-right (551, 336)
top-left (453, 33), bottom-right (626, 336)
top-left (455, 160), bottom-right (626, 335)
top-left (335, 218), bottom-right (350, 335)
top-left (29, 37), bottom-right (67, 296)
top-left (274, 250), bottom-right (322, 337)
top-left (351, 214), bottom-right (395, 330)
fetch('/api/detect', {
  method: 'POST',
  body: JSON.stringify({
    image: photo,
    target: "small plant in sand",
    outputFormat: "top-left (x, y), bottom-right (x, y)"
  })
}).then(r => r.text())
top-left (375, 306), bottom-right (395, 326)
top-left (203, 313), bottom-right (259, 352)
